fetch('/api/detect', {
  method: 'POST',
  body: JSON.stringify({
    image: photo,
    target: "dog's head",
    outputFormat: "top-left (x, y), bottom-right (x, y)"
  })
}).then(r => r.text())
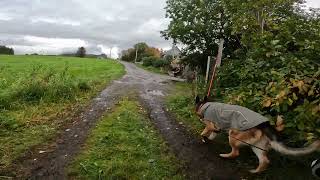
top-left (195, 95), bottom-right (208, 113)
top-left (195, 96), bottom-right (221, 141)
top-left (195, 95), bottom-right (209, 121)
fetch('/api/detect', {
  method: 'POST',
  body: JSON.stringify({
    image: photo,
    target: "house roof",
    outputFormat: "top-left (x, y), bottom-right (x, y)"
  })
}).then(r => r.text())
top-left (164, 45), bottom-right (181, 57)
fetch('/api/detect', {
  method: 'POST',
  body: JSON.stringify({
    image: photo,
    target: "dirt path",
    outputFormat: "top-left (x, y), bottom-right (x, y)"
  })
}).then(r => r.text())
top-left (14, 61), bottom-right (244, 179)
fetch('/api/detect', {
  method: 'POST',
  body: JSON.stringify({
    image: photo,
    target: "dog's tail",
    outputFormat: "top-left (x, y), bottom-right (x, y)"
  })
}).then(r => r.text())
top-left (259, 117), bottom-right (320, 156)
top-left (270, 140), bottom-right (320, 156)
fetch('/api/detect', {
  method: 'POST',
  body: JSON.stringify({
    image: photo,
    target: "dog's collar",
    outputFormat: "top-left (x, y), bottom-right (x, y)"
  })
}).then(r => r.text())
top-left (199, 103), bottom-right (211, 118)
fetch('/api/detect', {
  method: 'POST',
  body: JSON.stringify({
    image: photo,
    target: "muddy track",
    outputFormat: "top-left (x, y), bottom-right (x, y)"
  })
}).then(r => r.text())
top-left (12, 61), bottom-right (244, 179)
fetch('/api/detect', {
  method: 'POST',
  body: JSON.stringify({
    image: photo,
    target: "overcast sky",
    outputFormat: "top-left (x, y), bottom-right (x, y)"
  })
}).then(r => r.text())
top-left (0, 0), bottom-right (319, 57)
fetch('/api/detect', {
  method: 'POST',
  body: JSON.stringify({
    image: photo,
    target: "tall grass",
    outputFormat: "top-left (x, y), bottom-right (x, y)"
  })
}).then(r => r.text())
top-left (0, 64), bottom-right (90, 110)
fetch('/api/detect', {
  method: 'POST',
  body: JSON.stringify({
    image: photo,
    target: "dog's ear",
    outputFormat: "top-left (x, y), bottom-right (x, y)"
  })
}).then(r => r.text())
top-left (195, 96), bottom-right (200, 104)
top-left (203, 96), bottom-right (208, 102)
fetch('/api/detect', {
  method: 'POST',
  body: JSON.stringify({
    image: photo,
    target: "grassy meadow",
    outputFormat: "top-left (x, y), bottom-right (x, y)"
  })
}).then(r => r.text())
top-left (68, 98), bottom-right (183, 179)
top-left (0, 55), bottom-right (125, 170)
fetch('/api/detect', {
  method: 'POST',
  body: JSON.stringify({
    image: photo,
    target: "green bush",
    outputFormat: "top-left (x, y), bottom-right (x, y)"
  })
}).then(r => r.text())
top-left (142, 56), bottom-right (170, 68)
top-left (218, 20), bottom-right (320, 144)
top-left (153, 59), bottom-right (170, 68)
top-left (142, 57), bottom-right (154, 66)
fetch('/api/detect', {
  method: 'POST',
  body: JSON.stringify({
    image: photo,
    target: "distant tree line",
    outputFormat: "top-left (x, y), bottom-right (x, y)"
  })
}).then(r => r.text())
top-left (61, 47), bottom-right (108, 59)
top-left (0, 45), bottom-right (14, 55)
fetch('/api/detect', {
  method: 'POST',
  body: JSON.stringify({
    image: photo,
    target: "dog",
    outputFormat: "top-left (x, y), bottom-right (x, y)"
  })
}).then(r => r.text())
top-left (195, 96), bottom-right (320, 173)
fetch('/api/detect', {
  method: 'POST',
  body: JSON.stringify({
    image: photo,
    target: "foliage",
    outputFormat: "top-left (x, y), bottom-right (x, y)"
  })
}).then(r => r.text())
top-left (163, 0), bottom-right (320, 143)
top-left (142, 56), bottom-right (155, 66)
top-left (167, 82), bottom-right (319, 179)
top-left (0, 46), bottom-right (14, 55)
top-left (142, 56), bottom-right (170, 68)
top-left (121, 42), bottom-right (161, 62)
top-left (68, 99), bottom-right (183, 179)
top-left (162, 0), bottom-right (240, 68)
top-left (76, 47), bottom-right (86, 58)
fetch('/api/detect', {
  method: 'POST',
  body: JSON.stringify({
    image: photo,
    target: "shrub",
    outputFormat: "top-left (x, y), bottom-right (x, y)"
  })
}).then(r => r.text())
top-left (142, 57), bottom-right (154, 66)
top-left (152, 59), bottom-right (170, 68)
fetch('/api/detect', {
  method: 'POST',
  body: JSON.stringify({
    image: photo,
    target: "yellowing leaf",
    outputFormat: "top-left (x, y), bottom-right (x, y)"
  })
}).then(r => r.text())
top-left (288, 98), bottom-right (293, 106)
top-left (308, 89), bottom-right (314, 96)
top-left (293, 93), bottom-right (298, 100)
top-left (262, 98), bottom-right (272, 107)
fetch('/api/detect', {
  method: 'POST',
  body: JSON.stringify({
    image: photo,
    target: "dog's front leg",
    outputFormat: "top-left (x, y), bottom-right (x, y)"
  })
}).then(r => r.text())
top-left (200, 127), bottom-right (210, 143)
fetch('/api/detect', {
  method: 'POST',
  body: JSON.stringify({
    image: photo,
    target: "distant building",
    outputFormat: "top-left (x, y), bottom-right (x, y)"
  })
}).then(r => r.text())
top-left (163, 45), bottom-right (182, 59)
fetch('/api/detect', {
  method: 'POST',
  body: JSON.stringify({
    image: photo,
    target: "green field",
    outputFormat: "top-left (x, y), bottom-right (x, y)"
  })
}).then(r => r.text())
top-left (0, 55), bottom-right (125, 170)
top-left (68, 98), bottom-right (183, 179)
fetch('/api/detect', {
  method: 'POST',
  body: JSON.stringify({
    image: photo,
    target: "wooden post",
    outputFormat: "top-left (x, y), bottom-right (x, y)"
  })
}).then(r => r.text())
top-left (207, 38), bottom-right (224, 97)
top-left (205, 56), bottom-right (211, 83)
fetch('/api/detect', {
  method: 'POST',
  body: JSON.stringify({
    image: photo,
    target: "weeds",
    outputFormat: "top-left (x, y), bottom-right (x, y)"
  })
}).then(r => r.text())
top-left (0, 65), bottom-right (91, 109)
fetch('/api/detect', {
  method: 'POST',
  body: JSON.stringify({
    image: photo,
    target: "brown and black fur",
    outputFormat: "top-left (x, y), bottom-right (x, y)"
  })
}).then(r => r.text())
top-left (195, 96), bottom-right (320, 173)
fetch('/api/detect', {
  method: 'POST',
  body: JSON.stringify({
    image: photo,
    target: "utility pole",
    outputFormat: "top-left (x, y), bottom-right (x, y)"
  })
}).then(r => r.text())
top-left (134, 48), bottom-right (138, 63)
top-left (109, 47), bottom-right (112, 59)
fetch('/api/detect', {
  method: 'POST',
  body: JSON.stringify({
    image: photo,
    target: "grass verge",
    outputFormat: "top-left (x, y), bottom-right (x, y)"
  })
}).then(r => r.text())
top-left (0, 55), bottom-right (125, 171)
top-left (166, 82), bottom-right (318, 180)
top-left (68, 98), bottom-right (183, 179)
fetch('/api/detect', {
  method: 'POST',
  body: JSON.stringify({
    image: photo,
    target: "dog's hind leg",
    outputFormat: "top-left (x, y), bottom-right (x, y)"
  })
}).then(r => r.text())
top-left (220, 131), bottom-right (240, 159)
top-left (249, 139), bottom-right (270, 173)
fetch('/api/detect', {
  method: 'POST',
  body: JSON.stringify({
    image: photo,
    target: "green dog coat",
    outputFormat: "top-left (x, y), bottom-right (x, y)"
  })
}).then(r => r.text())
top-left (200, 102), bottom-right (269, 131)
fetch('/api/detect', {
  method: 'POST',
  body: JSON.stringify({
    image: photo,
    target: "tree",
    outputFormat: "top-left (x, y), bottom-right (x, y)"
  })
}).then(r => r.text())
top-left (161, 0), bottom-right (240, 71)
top-left (76, 47), bottom-right (86, 58)
top-left (163, 0), bottom-right (320, 143)
top-left (121, 43), bottom-right (162, 62)
top-left (134, 42), bottom-right (149, 62)
top-left (0, 45), bottom-right (14, 55)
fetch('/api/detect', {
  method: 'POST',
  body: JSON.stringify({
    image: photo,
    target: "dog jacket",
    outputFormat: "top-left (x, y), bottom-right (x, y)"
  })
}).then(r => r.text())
top-left (200, 102), bottom-right (269, 131)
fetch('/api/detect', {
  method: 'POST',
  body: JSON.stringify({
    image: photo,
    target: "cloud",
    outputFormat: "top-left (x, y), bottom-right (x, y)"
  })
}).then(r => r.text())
top-left (31, 17), bottom-right (81, 26)
top-left (0, 0), bottom-right (318, 57)
top-left (0, 0), bottom-right (171, 57)
top-left (306, 0), bottom-right (320, 8)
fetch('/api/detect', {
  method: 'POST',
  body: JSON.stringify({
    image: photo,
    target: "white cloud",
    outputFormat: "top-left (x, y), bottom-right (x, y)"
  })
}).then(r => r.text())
top-left (31, 17), bottom-right (81, 26)
top-left (136, 18), bottom-right (169, 35)
top-left (306, 0), bottom-right (320, 8)
top-left (23, 36), bottom-right (86, 48)
top-left (0, 13), bottom-right (12, 21)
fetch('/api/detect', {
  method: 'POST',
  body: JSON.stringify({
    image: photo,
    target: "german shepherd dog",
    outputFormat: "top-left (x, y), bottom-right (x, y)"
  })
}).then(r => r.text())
top-left (195, 96), bottom-right (320, 173)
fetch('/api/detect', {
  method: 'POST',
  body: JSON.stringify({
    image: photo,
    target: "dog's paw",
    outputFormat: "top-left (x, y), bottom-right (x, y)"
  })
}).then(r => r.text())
top-left (249, 169), bottom-right (258, 174)
top-left (201, 136), bottom-right (209, 144)
top-left (219, 153), bottom-right (230, 158)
